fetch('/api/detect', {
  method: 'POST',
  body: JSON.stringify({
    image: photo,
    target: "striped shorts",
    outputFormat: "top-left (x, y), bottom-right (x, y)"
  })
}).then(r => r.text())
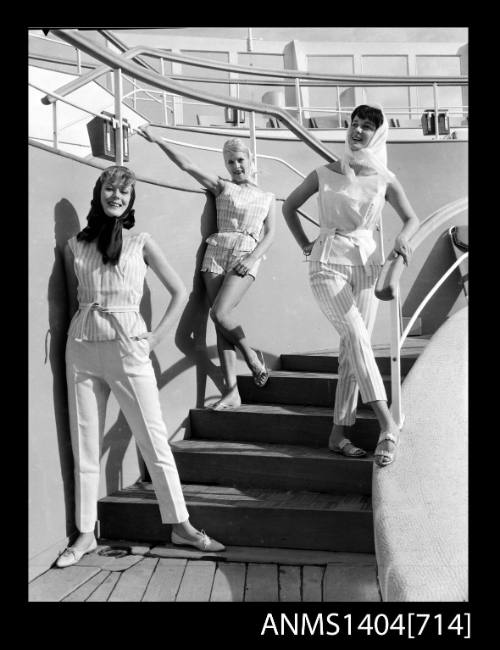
top-left (309, 261), bottom-right (387, 425)
top-left (200, 243), bottom-right (261, 279)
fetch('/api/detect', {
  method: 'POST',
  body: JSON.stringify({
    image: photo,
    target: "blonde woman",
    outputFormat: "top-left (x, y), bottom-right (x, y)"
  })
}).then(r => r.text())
top-left (138, 127), bottom-right (275, 410)
top-left (282, 105), bottom-right (419, 467)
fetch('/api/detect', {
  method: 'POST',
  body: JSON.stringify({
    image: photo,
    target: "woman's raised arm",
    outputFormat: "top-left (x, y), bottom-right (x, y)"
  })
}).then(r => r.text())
top-left (137, 125), bottom-right (224, 196)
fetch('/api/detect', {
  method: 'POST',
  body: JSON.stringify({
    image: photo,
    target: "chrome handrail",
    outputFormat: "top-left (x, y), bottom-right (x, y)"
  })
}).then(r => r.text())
top-left (28, 137), bottom-right (315, 226)
top-left (374, 197), bottom-right (468, 427)
top-left (46, 29), bottom-right (338, 165)
top-left (41, 31), bottom-right (467, 107)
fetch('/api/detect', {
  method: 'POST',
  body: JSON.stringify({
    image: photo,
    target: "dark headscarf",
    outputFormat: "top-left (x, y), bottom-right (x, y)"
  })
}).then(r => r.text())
top-left (77, 166), bottom-right (136, 265)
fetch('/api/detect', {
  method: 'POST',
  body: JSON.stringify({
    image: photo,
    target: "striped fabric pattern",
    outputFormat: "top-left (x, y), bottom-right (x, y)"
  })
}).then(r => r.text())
top-left (208, 181), bottom-right (274, 252)
top-left (67, 232), bottom-right (151, 341)
top-left (309, 262), bottom-right (387, 425)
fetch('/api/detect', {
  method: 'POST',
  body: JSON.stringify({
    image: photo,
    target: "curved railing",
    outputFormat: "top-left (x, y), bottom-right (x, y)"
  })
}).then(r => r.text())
top-left (38, 30), bottom-right (468, 131)
top-left (43, 29), bottom-right (338, 165)
top-left (375, 197), bottom-right (468, 427)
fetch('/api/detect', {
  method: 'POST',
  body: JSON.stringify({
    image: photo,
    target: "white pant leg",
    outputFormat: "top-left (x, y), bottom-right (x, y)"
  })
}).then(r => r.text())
top-left (102, 339), bottom-right (189, 524)
top-left (66, 339), bottom-right (110, 533)
top-left (309, 262), bottom-right (387, 425)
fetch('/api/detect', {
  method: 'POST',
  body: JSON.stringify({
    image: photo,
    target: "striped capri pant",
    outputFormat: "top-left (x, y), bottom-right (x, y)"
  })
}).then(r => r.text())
top-left (309, 262), bottom-right (387, 425)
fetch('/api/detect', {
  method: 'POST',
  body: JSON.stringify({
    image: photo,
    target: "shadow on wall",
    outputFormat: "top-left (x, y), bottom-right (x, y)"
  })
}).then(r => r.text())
top-left (152, 193), bottom-right (226, 428)
top-left (403, 229), bottom-right (466, 336)
top-left (47, 198), bottom-right (81, 536)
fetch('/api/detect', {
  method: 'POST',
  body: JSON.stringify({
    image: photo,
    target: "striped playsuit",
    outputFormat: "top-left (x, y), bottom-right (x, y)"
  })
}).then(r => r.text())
top-left (201, 180), bottom-right (274, 278)
top-left (66, 232), bottom-right (189, 532)
top-left (308, 165), bottom-right (388, 425)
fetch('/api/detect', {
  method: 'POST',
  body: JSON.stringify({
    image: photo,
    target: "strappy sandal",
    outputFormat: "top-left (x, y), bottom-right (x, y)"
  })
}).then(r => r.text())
top-left (329, 438), bottom-right (367, 458)
top-left (252, 350), bottom-right (269, 388)
top-left (374, 430), bottom-right (399, 467)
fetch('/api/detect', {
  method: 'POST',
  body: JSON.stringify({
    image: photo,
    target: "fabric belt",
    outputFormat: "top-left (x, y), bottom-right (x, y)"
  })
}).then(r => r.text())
top-left (317, 227), bottom-right (377, 270)
top-left (75, 302), bottom-right (140, 354)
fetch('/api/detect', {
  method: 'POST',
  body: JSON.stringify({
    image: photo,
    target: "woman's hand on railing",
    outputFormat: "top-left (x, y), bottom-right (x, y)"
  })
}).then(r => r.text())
top-left (136, 125), bottom-right (155, 143)
top-left (392, 234), bottom-right (413, 266)
top-left (302, 240), bottom-right (316, 257)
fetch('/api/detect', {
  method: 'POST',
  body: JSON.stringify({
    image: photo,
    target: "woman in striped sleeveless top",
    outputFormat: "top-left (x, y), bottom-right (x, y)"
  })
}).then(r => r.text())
top-left (283, 105), bottom-right (419, 467)
top-left (58, 166), bottom-right (224, 568)
top-left (138, 127), bottom-right (275, 411)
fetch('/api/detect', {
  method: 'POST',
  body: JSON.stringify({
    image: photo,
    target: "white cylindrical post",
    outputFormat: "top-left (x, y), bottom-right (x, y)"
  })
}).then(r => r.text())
top-left (295, 78), bottom-right (303, 125)
top-left (160, 58), bottom-right (169, 126)
top-left (433, 82), bottom-right (440, 140)
top-left (249, 111), bottom-right (257, 175)
top-left (52, 101), bottom-right (58, 148)
top-left (76, 48), bottom-right (82, 75)
top-left (114, 67), bottom-right (124, 165)
top-left (390, 286), bottom-right (403, 428)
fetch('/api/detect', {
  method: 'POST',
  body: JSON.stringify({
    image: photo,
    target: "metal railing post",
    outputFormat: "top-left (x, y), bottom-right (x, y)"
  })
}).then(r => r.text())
top-left (390, 285), bottom-right (403, 428)
top-left (52, 101), bottom-right (58, 148)
top-left (114, 67), bottom-right (124, 165)
top-left (336, 86), bottom-right (341, 126)
top-left (249, 111), bottom-right (257, 175)
top-left (295, 78), bottom-right (303, 125)
top-left (76, 48), bottom-right (82, 75)
top-left (160, 58), bottom-right (169, 126)
top-left (433, 82), bottom-right (440, 140)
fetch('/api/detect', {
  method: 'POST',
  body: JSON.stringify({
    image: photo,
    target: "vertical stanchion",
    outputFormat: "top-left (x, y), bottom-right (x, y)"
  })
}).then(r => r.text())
top-left (114, 68), bottom-right (124, 165)
top-left (249, 111), bottom-right (257, 175)
top-left (295, 78), bottom-right (303, 125)
top-left (52, 101), bottom-right (58, 148)
top-left (336, 86), bottom-right (341, 126)
top-left (433, 82), bottom-right (440, 140)
top-left (390, 286), bottom-right (403, 428)
top-left (160, 58), bottom-right (169, 126)
top-left (76, 48), bottom-right (82, 75)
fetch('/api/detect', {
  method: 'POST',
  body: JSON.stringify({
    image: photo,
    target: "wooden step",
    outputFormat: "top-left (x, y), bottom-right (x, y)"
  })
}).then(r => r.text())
top-left (98, 483), bottom-right (374, 553)
top-left (189, 404), bottom-right (379, 450)
top-left (237, 370), bottom-right (392, 407)
top-left (171, 440), bottom-right (373, 495)
top-left (281, 349), bottom-right (419, 375)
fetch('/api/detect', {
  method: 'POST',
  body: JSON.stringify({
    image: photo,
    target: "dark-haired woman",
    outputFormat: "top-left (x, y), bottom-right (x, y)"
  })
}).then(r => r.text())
top-left (57, 166), bottom-right (224, 568)
top-left (283, 104), bottom-right (419, 467)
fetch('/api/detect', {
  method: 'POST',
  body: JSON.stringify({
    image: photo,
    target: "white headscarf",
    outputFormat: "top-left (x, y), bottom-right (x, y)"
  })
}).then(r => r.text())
top-left (341, 103), bottom-right (395, 183)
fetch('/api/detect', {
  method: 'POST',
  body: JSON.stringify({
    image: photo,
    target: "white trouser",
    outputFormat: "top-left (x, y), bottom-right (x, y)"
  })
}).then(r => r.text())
top-left (309, 262), bottom-right (387, 426)
top-left (66, 338), bottom-right (189, 532)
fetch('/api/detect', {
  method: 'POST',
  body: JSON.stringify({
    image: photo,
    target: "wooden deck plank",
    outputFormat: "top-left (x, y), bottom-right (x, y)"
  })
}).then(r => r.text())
top-left (302, 566), bottom-right (324, 602)
top-left (107, 557), bottom-right (158, 602)
top-left (142, 558), bottom-right (187, 602)
top-left (210, 562), bottom-right (246, 602)
top-left (62, 571), bottom-right (111, 602)
top-left (86, 571), bottom-right (121, 602)
top-left (323, 565), bottom-right (381, 602)
top-left (29, 566), bottom-right (101, 602)
top-left (245, 563), bottom-right (279, 602)
top-left (175, 560), bottom-right (216, 602)
top-left (279, 565), bottom-right (301, 602)
top-left (147, 544), bottom-right (375, 566)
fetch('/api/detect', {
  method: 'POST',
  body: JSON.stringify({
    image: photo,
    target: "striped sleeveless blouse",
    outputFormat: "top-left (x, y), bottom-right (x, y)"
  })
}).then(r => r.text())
top-left (206, 181), bottom-right (274, 252)
top-left (67, 231), bottom-right (151, 341)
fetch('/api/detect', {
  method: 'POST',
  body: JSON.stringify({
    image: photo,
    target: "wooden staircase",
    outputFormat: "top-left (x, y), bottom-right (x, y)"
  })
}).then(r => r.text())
top-left (98, 346), bottom-right (423, 554)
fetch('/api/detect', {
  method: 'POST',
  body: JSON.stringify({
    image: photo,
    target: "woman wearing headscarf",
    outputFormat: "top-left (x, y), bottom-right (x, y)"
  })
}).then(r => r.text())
top-left (57, 165), bottom-right (225, 568)
top-left (282, 104), bottom-right (419, 467)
